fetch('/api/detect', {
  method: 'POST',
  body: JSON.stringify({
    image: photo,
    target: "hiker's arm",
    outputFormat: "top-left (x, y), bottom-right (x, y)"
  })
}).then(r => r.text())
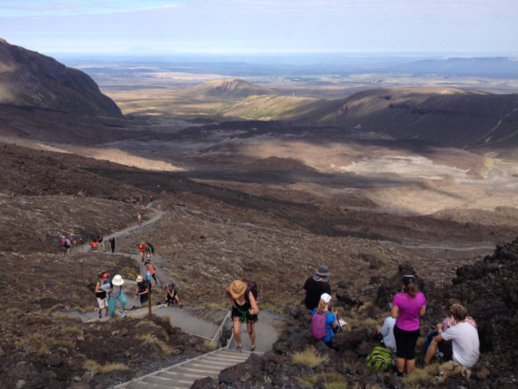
top-left (419, 305), bottom-right (427, 317)
top-left (248, 292), bottom-right (260, 315)
top-left (391, 305), bottom-right (399, 319)
top-left (434, 334), bottom-right (444, 343)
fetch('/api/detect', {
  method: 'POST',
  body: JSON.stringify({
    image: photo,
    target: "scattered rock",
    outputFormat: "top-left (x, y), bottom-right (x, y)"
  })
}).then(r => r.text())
top-left (191, 376), bottom-right (217, 389)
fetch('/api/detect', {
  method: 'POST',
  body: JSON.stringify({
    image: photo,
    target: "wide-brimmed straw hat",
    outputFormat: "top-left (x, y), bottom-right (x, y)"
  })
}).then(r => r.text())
top-left (112, 274), bottom-right (124, 286)
top-left (227, 280), bottom-right (246, 299)
top-left (313, 265), bottom-right (330, 282)
top-left (136, 275), bottom-right (143, 283)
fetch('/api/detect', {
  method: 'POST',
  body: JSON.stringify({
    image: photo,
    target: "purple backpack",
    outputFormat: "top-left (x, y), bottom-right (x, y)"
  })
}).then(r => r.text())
top-left (311, 312), bottom-right (329, 340)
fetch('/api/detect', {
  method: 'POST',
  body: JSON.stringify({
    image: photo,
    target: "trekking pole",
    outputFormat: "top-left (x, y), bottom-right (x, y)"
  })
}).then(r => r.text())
top-left (80, 258), bottom-right (84, 279)
top-left (148, 283), bottom-right (152, 320)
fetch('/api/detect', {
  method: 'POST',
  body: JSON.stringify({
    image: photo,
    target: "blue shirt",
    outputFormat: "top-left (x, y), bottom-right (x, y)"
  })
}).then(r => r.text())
top-left (311, 308), bottom-right (337, 344)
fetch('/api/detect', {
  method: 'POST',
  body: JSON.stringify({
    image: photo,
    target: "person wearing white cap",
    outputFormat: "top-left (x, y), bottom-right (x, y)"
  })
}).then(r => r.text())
top-left (135, 275), bottom-right (150, 305)
top-left (108, 274), bottom-right (127, 317)
top-left (310, 292), bottom-right (339, 346)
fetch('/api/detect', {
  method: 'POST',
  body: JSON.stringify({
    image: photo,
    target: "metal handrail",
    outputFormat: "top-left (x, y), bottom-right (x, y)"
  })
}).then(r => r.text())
top-left (211, 309), bottom-right (232, 346)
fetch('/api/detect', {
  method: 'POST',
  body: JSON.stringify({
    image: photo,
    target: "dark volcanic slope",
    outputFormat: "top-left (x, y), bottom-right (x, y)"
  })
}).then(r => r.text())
top-left (0, 38), bottom-right (121, 117)
top-left (299, 88), bottom-right (518, 148)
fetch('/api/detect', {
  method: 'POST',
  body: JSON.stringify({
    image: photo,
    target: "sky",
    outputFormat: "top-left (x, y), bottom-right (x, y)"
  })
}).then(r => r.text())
top-left (1, 0), bottom-right (518, 56)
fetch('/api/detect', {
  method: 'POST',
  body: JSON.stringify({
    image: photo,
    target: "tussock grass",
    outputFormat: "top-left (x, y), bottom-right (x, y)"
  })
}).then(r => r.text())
top-left (199, 301), bottom-right (229, 311)
top-left (204, 340), bottom-right (219, 351)
top-left (137, 334), bottom-right (173, 356)
top-left (403, 368), bottom-right (433, 385)
top-left (259, 303), bottom-right (283, 315)
top-left (424, 362), bottom-right (440, 376)
top-left (299, 372), bottom-right (347, 388)
top-left (83, 359), bottom-right (129, 373)
top-left (292, 346), bottom-right (329, 368)
top-left (60, 326), bottom-right (84, 337)
top-left (341, 316), bottom-right (377, 330)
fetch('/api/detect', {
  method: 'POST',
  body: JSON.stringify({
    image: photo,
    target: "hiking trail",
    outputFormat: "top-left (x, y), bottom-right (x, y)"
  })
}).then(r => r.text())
top-left (69, 202), bottom-right (281, 388)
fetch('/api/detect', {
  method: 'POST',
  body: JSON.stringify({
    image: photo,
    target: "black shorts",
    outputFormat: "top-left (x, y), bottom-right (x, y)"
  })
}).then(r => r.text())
top-left (231, 307), bottom-right (258, 323)
top-left (394, 326), bottom-right (420, 359)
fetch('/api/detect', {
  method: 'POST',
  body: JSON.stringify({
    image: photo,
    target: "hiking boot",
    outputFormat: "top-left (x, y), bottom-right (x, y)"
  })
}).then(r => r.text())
top-left (250, 344), bottom-right (256, 352)
top-left (98, 311), bottom-right (102, 319)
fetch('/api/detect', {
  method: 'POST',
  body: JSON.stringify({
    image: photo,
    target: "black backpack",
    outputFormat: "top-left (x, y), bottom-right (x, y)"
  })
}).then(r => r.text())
top-left (244, 279), bottom-right (259, 302)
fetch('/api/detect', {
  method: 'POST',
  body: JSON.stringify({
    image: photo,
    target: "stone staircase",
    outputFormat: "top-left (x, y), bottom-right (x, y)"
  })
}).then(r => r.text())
top-left (114, 347), bottom-right (256, 388)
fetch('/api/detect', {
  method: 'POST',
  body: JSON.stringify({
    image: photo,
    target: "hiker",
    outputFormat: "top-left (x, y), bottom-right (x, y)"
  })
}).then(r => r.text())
top-left (109, 237), bottom-right (115, 253)
top-left (108, 274), bottom-right (127, 317)
top-left (91, 240), bottom-right (98, 251)
top-left (303, 265), bottom-right (331, 311)
top-left (226, 279), bottom-right (260, 352)
top-left (95, 272), bottom-right (110, 319)
top-left (137, 212), bottom-right (142, 225)
top-left (391, 274), bottom-right (427, 376)
top-left (311, 293), bottom-right (339, 346)
top-left (165, 283), bottom-right (180, 306)
top-left (138, 242), bottom-right (146, 261)
top-left (145, 242), bottom-right (155, 254)
top-left (375, 314), bottom-right (397, 353)
top-left (423, 300), bottom-right (477, 364)
top-left (434, 304), bottom-right (480, 383)
top-left (135, 275), bottom-right (150, 305)
top-left (145, 261), bottom-right (158, 284)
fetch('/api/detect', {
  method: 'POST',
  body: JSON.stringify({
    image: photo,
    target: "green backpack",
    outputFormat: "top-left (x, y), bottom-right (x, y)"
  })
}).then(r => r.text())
top-left (366, 346), bottom-right (393, 372)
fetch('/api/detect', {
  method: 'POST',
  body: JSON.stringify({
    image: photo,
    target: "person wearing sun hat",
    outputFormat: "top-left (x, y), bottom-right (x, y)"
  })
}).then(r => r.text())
top-left (108, 274), bottom-right (127, 317)
top-left (226, 279), bottom-right (260, 352)
top-left (303, 265), bottom-right (332, 311)
top-left (135, 275), bottom-right (150, 305)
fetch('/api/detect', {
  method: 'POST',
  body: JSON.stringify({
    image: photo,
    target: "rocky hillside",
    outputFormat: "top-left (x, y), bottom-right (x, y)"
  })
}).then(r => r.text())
top-left (196, 239), bottom-right (518, 388)
top-left (0, 38), bottom-right (121, 117)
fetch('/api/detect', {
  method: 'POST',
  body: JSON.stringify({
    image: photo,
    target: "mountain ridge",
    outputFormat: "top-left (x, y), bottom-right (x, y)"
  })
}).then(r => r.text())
top-left (0, 38), bottom-right (121, 117)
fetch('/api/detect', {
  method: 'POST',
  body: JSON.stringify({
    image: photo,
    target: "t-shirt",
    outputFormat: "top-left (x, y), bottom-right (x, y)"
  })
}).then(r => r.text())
top-left (311, 308), bottom-right (337, 344)
top-left (392, 291), bottom-right (426, 331)
top-left (109, 285), bottom-right (123, 299)
top-left (380, 316), bottom-right (397, 352)
top-left (303, 277), bottom-right (331, 310)
top-left (441, 322), bottom-right (480, 368)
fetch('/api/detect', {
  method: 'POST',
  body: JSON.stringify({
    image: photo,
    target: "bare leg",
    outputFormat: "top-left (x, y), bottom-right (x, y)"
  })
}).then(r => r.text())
top-left (247, 321), bottom-right (256, 350)
top-left (396, 357), bottom-right (405, 374)
top-left (233, 318), bottom-right (242, 350)
top-left (406, 359), bottom-right (416, 374)
top-left (424, 339), bottom-right (438, 364)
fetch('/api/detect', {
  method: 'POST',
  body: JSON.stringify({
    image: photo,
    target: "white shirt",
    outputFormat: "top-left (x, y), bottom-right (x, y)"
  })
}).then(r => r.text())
top-left (441, 321), bottom-right (480, 368)
top-left (380, 316), bottom-right (397, 352)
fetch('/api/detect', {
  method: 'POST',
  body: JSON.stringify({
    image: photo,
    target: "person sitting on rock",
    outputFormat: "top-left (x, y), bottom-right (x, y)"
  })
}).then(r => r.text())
top-left (423, 300), bottom-right (477, 365)
top-left (226, 279), bottom-right (260, 352)
top-left (311, 293), bottom-right (339, 347)
top-left (433, 304), bottom-right (480, 383)
top-left (303, 265), bottom-right (331, 311)
top-left (374, 313), bottom-right (397, 353)
top-left (165, 283), bottom-right (180, 306)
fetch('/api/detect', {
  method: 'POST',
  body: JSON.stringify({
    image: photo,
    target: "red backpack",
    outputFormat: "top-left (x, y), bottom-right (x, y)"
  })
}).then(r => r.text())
top-left (311, 311), bottom-right (330, 340)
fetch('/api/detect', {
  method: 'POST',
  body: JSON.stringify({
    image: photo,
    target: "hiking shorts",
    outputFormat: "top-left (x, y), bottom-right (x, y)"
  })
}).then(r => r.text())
top-left (97, 297), bottom-right (107, 310)
top-left (394, 326), bottom-right (420, 360)
top-left (231, 307), bottom-right (258, 323)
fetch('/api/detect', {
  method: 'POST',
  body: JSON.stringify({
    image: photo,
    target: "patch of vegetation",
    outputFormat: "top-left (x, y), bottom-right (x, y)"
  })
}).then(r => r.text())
top-left (137, 334), bottom-right (174, 356)
top-left (292, 346), bottom-right (329, 368)
top-left (300, 372), bottom-right (348, 388)
top-left (403, 367), bottom-right (433, 386)
top-left (83, 359), bottom-right (129, 373)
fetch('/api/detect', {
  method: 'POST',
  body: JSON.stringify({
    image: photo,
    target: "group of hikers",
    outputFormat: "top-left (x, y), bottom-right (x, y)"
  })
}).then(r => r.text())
top-left (302, 266), bottom-right (480, 383)
top-left (93, 239), bottom-right (178, 319)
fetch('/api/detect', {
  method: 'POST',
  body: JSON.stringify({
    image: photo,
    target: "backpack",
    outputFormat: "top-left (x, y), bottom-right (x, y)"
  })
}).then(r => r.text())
top-left (366, 346), bottom-right (393, 371)
top-left (311, 311), bottom-right (330, 340)
top-left (244, 279), bottom-right (259, 302)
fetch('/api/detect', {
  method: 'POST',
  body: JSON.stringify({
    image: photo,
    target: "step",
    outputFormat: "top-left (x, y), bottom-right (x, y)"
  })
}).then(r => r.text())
top-left (157, 370), bottom-right (210, 380)
top-left (141, 375), bottom-right (193, 386)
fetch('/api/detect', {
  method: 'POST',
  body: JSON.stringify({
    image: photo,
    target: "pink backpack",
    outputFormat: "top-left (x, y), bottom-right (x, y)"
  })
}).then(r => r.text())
top-left (311, 312), bottom-right (330, 340)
